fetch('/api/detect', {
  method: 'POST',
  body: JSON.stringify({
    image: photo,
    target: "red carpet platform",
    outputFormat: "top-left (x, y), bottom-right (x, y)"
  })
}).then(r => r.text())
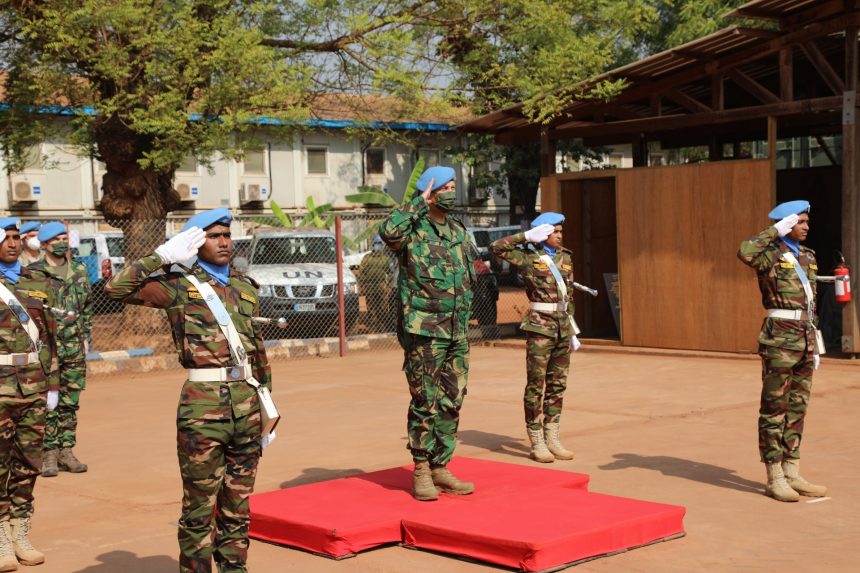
top-left (249, 457), bottom-right (685, 571)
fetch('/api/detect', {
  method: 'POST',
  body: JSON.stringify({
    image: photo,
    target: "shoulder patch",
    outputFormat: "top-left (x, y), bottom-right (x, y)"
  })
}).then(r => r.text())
top-left (28, 290), bottom-right (49, 299)
top-left (779, 262), bottom-right (795, 269)
top-left (188, 291), bottom-right (204, 300)
top-left (240, 291), bottom-right (257, 304)
top-left (809, 264), bottom-right (818, 271)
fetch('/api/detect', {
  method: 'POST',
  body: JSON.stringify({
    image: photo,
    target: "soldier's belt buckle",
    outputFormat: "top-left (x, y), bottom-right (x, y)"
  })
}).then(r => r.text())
top-left (13, 354), bottom-right (28, 366)
top-left (228, 367), bottom-right (243, 381)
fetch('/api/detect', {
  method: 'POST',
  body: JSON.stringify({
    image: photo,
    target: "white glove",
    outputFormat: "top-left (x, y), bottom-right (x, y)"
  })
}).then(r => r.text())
top-left (0, 230), bottom-right (6, 244)
top-left (774, 213), bottom-right (799, 237)
top-left (571, 335), bottom-right (581, 352)
top-left (155, 227), bottom-right (206, 264)
top-left (47, 390), bottom-right (59, 411)
top-left (813, 355), bottom-right (820, 370)
top-left (261, 430), bottom-right (277, 450)
top-left (524, 224), bottom-right (555, 244)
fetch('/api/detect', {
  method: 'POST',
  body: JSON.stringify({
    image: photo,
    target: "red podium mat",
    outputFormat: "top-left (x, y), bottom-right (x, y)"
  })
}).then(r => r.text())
top-left (402, 488), bottom-right (686, 571)
top-left (249, 457), bottom-right (684, 570)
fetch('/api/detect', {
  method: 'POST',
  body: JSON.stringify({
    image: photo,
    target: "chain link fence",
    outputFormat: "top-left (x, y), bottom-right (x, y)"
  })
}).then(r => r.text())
top-left (27, 212), bottom-right (530, 364)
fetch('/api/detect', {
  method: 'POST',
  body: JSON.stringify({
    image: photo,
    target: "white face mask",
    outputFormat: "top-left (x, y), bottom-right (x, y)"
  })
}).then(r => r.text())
top-left (26, 237), bottom-right (40, 251)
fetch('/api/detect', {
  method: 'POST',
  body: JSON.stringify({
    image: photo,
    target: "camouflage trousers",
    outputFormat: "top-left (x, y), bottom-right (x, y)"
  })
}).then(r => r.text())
top-left (0, 388), bottom-right (46, 520)
top-left (177, 408), bottom-right (262, 573)
top-left (403, 334), bottom-right (469, 466)
top-left (44, 357), bottom-right (86, 450)
top-left (758, 344), bottom-right (814, 464)
top-left (525, 331), bottom-right (571, 431)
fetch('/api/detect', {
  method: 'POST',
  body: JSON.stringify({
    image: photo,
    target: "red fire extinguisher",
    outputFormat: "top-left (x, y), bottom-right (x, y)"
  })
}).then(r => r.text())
top-left (835, 251), bottom-right (851, 304)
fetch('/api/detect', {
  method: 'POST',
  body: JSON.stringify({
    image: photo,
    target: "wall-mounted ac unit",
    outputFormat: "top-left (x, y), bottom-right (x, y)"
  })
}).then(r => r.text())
top-left (239, 181), bottom-right (269, 204)
top-left (8, 176), bottom-right (44, 204)
top-left (175, 176), bottom-right (201, 202)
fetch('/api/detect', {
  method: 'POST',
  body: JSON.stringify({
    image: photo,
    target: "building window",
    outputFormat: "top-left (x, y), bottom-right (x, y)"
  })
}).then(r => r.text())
top-left (366, 148), bottom-right (385, 175)
top-left (244, 149), bottom-right (266, 175)
top-left (177, 155), bottom-right (198, 174)
top-left (419, 148), bottom-right (440, 168)
top-left (306, 147), bottom-right (328, 175)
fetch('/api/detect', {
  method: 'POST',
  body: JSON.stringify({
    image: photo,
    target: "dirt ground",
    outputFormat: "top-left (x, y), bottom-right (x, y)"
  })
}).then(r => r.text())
top-left (30, 345), bottom-right (859, 573)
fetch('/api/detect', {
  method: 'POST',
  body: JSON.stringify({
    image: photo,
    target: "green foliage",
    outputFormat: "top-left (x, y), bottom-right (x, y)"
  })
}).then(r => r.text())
top-left (345, 187), bottom-right (398, 208)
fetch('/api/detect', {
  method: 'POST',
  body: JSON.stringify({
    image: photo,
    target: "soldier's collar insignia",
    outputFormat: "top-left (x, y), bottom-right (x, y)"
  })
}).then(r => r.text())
top-left (188, 291), bottom-right (204, 300)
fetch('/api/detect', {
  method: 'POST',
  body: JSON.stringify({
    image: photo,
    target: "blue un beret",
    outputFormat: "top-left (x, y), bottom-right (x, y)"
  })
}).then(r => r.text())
top-left (0, 218), bottom-right (21, 232)
top-left (531, 212), bottom-right (565, 228)
top-left (415, 166), bottom-right (455, 194)
top-left (19, 221), bottom-right (40, 234)
top-left (768, 200), bottom-right (810, 220)
top-left (182, 208), bottom-right (233, 233)
top-left (38, 221), bottom-right (67, 242)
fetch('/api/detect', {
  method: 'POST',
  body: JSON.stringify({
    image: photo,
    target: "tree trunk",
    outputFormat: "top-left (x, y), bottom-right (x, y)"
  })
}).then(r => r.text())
top-left (95, 115), bottom-right (182, 263)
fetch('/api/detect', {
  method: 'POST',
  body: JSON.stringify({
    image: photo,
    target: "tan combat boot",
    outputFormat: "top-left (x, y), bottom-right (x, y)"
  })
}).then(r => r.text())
top-left (430, 465), bottom-right (475, 495)
top-left (411, 461), bottom-right (438, 501)
top-left (527, 428), bottom-right (554, 463)
top-left (10, 517), bottom-right (44, 566)
top-left (40, 450), bottom-right (59, 478)
top-left (782, 459), bottom-right (827, 497)
top-left (57, 448), bottom-right (87, 473)
top-left (765, 462), bottom-right (800, 502)
top-left (544, 422), bottom-right (575, 460)
top-left (0, 521), bottom-right (17, 572)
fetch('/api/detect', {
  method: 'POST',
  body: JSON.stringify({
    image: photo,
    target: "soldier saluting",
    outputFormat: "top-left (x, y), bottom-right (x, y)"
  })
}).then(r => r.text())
top-left (0, 217), bottom-right (60, 570)
top-left (106, 208), bottom-right (274, 572)
top-left (380, 165), bottom-right (476, 502)
top-left (738, 200), bottom-right (826, 502)
top-left (490, 213), bottom-right (578, 463)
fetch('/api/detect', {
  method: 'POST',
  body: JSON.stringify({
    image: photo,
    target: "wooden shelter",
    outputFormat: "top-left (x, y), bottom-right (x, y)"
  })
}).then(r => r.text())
top-left (461, 0), bottom-right (860, 354)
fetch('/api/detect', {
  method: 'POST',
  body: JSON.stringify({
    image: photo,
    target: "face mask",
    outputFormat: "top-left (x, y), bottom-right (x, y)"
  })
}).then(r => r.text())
top-left (434, 191), bottom-right (456, 212)
top-left (26, 237), bottom-right (40, 251)
top-left (49, 241), bottom-right (69, 257)
top-left (373, 244), bottom-right (383, 252)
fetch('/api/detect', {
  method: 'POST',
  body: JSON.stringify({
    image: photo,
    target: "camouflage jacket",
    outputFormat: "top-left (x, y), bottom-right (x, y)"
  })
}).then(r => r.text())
top-left (738, 225), bottom-right (818, 351)
top-left (105, 254), bottom-right (272, 420)
top-left (491, 232), bottom-right (577, 337)
top-left (0, 268), bottom-right (60, 396)
top-left (27, 258), bottom-right (93, 351)
top-left (380, 195), bottom-right (475, 340)
top-left (18, 251), bottom-right (43, 267)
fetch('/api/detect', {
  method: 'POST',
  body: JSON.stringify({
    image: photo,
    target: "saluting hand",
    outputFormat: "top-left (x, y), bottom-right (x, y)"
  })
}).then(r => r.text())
top-left (524, 223), bottom-right (555, 243)
top-left (774, 213), bottom-right (799, 237)
top-left (155, 227), bottom-right (206, 264)
top-left (420, 178), bottom-right (436, 204)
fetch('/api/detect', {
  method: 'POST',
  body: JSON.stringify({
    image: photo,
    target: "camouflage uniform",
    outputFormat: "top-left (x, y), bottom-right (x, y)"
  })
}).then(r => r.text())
top-left (380, 194), bottom-right (475, 466)
top-left (0, 268), bottom-right (59, 522)
top-left (105, 254), bottom-right (271, 573)
top-left (18, 251), bottom-right (43, 267)
top-left (738, 226), bottom-right (818, 464)
top-left (27, 259), bottom-right (92, 450)
top-left (490, 233), bottom-right (576, 431)
top-left (358, 250), bottom-right (394, 330)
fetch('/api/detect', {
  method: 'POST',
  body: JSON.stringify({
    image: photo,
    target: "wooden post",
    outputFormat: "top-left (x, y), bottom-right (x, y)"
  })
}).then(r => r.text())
top-left (335, 217), bottom-right (347, 357)
top-left (767, 116), bottom-right (778, 203)
top-left (631, 134), bottom-right (647, 167)
top-left (539, 128), bottom-right (559, 213)
top-left (842, 26), bottom-right (860, 354)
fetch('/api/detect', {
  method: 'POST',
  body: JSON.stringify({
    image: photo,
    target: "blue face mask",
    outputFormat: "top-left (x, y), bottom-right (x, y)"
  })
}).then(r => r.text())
top-left (0, 260), bottom-right (22, 284)
top-left (198, 259), bottom-right (230, 286)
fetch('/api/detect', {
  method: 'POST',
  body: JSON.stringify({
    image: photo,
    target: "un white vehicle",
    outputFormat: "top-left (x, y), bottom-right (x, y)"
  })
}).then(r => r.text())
top-left (244, 230), bottom-right (360, 337)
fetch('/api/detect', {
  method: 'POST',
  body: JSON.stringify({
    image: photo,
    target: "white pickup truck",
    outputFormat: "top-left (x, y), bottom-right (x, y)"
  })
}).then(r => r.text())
top-left (244, 230), bottom-right (360, 338)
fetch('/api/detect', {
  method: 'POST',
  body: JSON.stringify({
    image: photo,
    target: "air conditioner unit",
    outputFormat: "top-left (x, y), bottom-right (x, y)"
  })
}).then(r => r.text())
top-left (239, 181), bottom-right (269, 204)
top-left (174, 176), bottom-right (201, 202)
top-left (8, 176), bottom-right (44, 204)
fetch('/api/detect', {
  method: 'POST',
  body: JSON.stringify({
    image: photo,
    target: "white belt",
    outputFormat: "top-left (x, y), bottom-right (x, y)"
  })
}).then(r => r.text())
top-left (531, 302), bottom-right (567, 313)
top-left (767, 309), bottom-right (809, 321)
top-left (187, 364), bottom-right (253, 382)
top-left (0, 352), bottom-right (40, 367)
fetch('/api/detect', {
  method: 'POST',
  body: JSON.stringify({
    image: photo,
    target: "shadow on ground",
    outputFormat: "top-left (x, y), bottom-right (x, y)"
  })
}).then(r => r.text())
top-left (279, 466), bottom-right (365, 488)
top-left (457, 429), bottom-right (531, 458)
top-left (71, 551), bottom-right (178, 573)
top-left (599, 453), bottom-right (763, 495)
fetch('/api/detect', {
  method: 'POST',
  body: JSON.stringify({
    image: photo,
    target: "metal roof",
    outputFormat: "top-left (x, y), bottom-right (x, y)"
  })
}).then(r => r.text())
top-left (460, 26), bottom-right (776, 134)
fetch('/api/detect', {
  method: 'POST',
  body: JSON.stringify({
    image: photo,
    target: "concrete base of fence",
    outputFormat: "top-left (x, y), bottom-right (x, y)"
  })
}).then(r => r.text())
top-left (86, 332), bottom-right (400, 376)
